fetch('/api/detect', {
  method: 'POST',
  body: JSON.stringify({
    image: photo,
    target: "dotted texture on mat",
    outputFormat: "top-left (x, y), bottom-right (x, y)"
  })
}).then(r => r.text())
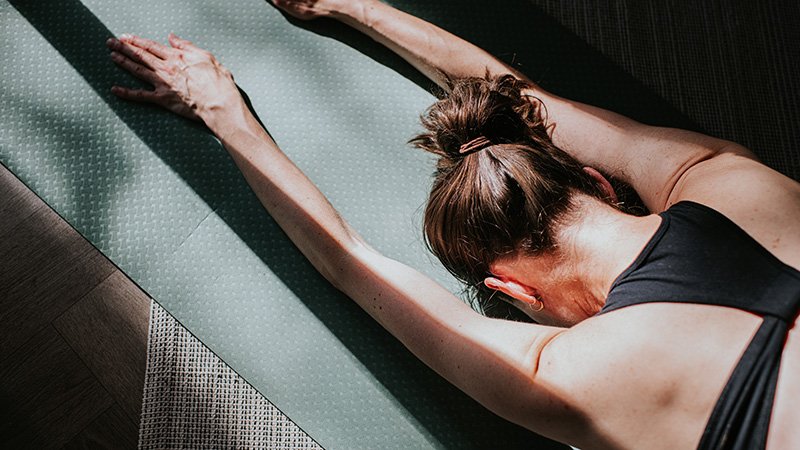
top-left (140, 301), bottom-right (323, 450)
top-left (9, 0), bottom-right (794, 449)
top-left (0, 0), bottom-right (565, 449)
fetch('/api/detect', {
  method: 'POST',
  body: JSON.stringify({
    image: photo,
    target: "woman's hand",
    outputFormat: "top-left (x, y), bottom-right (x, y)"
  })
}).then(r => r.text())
top-left (107, 34), bottom-right (240, 123)
top-left (270, 0), bottom-right (362, 21)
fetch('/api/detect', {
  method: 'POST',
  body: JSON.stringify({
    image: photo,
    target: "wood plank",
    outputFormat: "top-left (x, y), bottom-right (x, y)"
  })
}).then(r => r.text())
top-left (54, 271), bottom-right (151, 424)
top-left (0, 167), bottom-right (145, 449)
top-left (0, 325), bottom-right (115, 450)
top-left (62, 404), bottom-right (139, 450)
top-left (0, 163), bottom-right (46, 236)
top-left (0, 202), bottom-right (116, 358)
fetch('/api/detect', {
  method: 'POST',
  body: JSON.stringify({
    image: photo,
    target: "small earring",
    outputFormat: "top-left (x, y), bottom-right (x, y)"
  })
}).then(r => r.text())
top-left (529, 299), bottom-right (544, 312)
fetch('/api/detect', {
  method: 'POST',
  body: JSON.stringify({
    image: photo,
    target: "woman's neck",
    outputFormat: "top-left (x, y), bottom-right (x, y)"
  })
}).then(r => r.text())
top-left (557, 195), bottom-right (663, 306)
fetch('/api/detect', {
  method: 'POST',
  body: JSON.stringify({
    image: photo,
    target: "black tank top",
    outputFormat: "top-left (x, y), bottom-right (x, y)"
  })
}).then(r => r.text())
top-left (598, 201), bottom-right (800, 450)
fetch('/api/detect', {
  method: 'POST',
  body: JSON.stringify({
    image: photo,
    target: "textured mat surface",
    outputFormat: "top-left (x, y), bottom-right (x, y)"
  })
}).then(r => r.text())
top-left (1, 0), bottom-right (565, 448)
top-left (2, 0), bottom-right (796, 448)
top-left (140, 301), bottom-right (322, 450)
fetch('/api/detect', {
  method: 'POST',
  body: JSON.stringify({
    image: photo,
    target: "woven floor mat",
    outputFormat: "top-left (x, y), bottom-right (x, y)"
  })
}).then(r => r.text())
top-left (140, 301), bottom-right (323, 450)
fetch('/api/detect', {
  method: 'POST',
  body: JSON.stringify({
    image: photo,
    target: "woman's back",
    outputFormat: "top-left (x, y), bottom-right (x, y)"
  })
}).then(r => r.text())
top-left (538, 152), bottom-right (800, 449)
top-left (675, 152), bottom-right (800, 450)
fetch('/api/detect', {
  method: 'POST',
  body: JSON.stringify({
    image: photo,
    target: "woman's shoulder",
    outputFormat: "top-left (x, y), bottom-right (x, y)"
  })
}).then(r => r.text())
top-left (665, 149), bottom-right (800, 270)
top-left (539, 301), bottom-right (763, 449)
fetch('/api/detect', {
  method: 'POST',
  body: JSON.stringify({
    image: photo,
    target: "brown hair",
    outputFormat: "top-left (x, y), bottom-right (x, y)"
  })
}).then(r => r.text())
top-left (411, 74), bottom-right (607, 318)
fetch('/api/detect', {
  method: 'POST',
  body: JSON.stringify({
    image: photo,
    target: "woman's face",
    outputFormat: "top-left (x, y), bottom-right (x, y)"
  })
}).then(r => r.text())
top-left (488, 252), bottom-right (603, 327)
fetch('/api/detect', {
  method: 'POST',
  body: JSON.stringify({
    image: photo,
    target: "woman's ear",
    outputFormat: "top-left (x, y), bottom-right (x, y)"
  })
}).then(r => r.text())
top-left (583, 166), bottom-right (618, 203)
top-left (484, 276), bottom-right (538, 305)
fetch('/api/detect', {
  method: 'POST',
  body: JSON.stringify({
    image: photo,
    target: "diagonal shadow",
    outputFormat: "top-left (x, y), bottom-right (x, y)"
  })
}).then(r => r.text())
top-left (7, 0), bottom-right (571, 448)
top-left (8, 0), bottom-right (707, 448)
top-left (275, 0), bottom-right (702, 132)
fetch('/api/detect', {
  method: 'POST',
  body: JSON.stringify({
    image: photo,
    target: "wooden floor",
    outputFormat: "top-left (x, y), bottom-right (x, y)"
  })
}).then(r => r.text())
top-left (0, 164), bottom-right (150, 450)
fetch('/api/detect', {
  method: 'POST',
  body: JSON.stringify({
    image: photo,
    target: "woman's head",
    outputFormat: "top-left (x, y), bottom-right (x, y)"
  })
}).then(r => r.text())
top-left (411, 75), bottom-right (608, 319)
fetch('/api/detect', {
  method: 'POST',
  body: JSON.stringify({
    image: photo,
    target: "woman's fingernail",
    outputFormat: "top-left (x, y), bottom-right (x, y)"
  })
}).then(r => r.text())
top-left (110, 51), bottom-right (121, 61)
top-left (120, 33), bottom-right (132, 41)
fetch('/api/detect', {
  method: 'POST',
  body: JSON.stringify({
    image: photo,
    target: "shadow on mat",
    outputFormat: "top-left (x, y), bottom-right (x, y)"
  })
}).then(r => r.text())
top-left (275, 0), bottom-right (701, 132)
top-left (8, 0), bottom-right (710, 448)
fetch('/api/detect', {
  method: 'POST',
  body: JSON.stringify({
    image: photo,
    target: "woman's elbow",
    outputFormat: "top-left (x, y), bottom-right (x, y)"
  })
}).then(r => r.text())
top-left (318, 237), bottom-right (378, 293)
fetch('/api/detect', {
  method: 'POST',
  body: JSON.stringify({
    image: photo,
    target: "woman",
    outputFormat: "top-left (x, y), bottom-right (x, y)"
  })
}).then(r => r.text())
top-left (105, 0), bottom-right (800, 448)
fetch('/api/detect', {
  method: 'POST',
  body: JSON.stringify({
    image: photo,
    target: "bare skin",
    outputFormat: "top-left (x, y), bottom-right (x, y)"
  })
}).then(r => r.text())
top-left (107, 2), bottom-right (800, 448)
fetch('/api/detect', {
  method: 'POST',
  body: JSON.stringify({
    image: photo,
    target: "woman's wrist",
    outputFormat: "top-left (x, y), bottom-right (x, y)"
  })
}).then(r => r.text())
top-left (199, 93), bottom-right (252, 140)
top-left (328, 0), bottom-right (378, 26)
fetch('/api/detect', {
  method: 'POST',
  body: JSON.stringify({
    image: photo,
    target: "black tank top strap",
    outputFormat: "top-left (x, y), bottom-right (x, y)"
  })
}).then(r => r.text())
top-left (599, 201), bottom-right (800, 320)
top-left (697, 315), bottom-right (787, 450)
top-left (596, 201), bottom-right (800, 450)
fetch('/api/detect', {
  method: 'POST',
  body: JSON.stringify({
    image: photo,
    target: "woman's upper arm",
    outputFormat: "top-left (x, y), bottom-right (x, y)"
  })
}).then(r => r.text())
top-left (338, 244), bottom-right (583, 438)
top-left (526, 88), bottom-right (759, 212)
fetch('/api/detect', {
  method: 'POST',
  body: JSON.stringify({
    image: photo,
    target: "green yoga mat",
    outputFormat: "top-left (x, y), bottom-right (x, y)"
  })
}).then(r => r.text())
top-left (1, 0), bottom-right (575, 448)
top-left (7, 0), bottom-right (793, 447)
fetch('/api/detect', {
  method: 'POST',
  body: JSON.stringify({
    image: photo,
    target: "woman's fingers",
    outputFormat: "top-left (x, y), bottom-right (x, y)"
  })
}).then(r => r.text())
top-left (167, 33), bottom-right (193, 50)
top-left (111, 83), bottom-right (200, 120)
top-left (107, 37), bottom-right (165, 72)
top-left (110, 85), bottom-right (160, 103)
top-left (108, 33), bottom-right (237, 121)
top-left (119, 34), bottom-right (172, 60)
top-left (109, 50), bottom-right (160, 85)
top-left (270, 0), bottom-right (326, 20)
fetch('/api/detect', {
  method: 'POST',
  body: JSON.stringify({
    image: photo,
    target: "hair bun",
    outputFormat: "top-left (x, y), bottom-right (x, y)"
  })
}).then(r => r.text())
top-left (410, 74), bottom-right (540, 159)
top-left (459, 136), bottom-right (493, 155)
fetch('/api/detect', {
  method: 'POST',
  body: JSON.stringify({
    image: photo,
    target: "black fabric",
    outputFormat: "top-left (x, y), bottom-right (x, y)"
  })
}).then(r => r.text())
top-left (698, 316), bottom-right (785, 450)
top-left (598, 201), bottom-right (800, 449)
top-left (529, 0), bottom-right (800, 181)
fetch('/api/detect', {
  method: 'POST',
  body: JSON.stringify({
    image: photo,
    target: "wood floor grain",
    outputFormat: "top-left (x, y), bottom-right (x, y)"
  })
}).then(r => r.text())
top-left (0, 325), bottom-right (115, 450)
top-left (62, 404), bottom-right (140, 450)
top-left (0, 164), bottom-right (43, 234)
top-left (0, 201), bottom-right (116, 358)
top-left (54, 270), bottom-right (151, 424)
top-left (0, 163), bottom-right (149, 450)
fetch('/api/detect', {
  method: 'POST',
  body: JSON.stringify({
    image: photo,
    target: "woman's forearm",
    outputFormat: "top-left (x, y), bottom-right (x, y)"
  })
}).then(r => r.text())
top-left (323, 2), bottom-right (762, 212)
top-left (203, 101), bottom-right (571, 430)
top-left (332, 0), bottom-right (529, 89)
top-left (203, 99), bottom-right (369, 287)
top-left (108, 33), bottom-right (576, 439)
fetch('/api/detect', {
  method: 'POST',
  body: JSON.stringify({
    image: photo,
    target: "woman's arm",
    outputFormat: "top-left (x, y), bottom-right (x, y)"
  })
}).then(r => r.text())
top-left (272, 0), bottom-right (760, 212)
top-left (106, 34), bottom-right (578, 441)
top-left (272, 0), bottom-right (523, 89)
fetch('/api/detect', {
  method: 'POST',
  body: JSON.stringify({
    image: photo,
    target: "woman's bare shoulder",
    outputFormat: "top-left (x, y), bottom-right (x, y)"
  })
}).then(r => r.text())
top-left (667, 148), bottom-right (800, 269)
top-left (534, 310), bottom-right (674, 447)
top-left (537, 303), bottom-right (763, 449)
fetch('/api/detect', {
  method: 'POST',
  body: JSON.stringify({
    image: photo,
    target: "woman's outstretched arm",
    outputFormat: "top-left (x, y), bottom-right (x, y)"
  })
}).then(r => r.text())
top-left (106, 33), bottom-right (580, 442)
top-left (272, 0), bottom-right (760, 213)
top-left (272, 0), bottom-right (523, 89)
